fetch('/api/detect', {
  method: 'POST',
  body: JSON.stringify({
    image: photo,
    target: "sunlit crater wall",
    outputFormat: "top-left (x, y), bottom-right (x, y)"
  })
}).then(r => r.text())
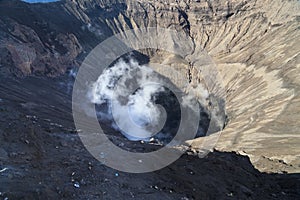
top-left (67, 0), bottom-right (300, 172)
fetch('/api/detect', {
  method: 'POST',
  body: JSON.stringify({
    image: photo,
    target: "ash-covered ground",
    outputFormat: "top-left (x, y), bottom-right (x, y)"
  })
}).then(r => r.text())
top-left (0, 0), bottom-right (300, 199)
top-left (0, 74), bottom-right (299, 199)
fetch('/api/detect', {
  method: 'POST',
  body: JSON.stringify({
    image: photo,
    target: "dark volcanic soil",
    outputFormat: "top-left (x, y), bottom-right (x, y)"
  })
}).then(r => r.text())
top-left (0, 0), bottom-right (299, 199)
top-left (0, 75), bottom-right (299, 200)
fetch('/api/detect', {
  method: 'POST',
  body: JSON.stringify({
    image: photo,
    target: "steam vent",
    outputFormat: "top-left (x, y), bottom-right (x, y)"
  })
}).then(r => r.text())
top-left (0, 0), bottom-right (299, 199)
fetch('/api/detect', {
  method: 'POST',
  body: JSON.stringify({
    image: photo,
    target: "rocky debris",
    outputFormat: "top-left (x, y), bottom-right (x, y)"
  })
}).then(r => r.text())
top-left (0, 17), bottom-right (82, 76)
top-left (0, 0), bottom-right (86, 77)
top-left (0, 74), bottom-right (299, 199)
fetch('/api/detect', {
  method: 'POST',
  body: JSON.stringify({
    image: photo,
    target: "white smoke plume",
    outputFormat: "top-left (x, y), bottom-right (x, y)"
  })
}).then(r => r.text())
top-left (86, 57), bottom-right (225, 142)
top-left (88, 58), bottom-right (167, 141)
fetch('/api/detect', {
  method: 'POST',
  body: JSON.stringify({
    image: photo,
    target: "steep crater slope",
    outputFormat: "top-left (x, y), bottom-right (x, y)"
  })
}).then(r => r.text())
top-left (59, 0), bottom-right (300, 172)
top-left (0, 0), bottom-right (300, 172)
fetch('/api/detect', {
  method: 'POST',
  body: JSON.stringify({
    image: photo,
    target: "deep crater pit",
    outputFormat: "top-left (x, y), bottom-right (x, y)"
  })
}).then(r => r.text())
top-left (86, 52), bottom-right (227, 151)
